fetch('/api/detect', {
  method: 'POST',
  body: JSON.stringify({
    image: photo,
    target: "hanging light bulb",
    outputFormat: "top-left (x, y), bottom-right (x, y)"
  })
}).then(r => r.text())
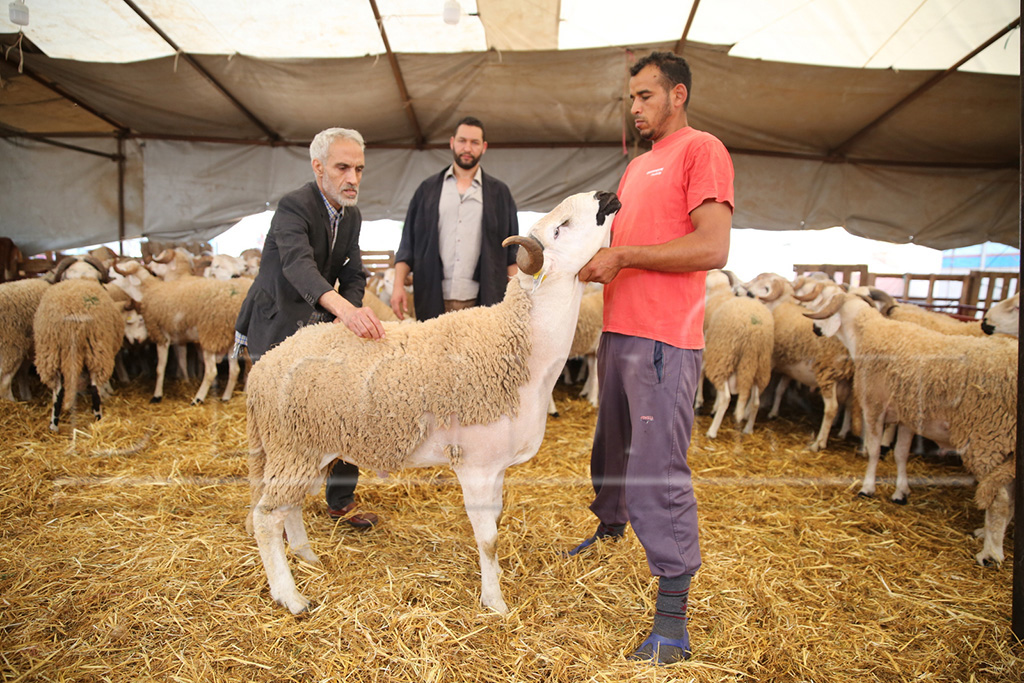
top-left (443, 0), bottom-right (461, 25)
top-left (9, 0), bottom-right (29, 26)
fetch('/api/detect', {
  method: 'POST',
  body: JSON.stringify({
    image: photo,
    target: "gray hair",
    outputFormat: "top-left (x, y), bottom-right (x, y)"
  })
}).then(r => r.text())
top-left (309, 127), bottom-right (365, 164)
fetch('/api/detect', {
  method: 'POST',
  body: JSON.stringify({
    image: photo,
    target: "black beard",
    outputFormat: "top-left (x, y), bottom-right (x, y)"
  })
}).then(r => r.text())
top-left (453, 152), bottom-right (480, 170)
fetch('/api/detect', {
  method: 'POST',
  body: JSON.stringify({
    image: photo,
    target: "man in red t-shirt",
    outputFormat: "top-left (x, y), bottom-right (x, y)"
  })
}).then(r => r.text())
top-left (569, 51), bottom-right (734, 666)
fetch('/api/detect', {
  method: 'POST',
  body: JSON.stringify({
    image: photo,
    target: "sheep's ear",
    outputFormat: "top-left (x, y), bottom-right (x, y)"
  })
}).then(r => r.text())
top-left (594, 192), bottom-right (621, 226)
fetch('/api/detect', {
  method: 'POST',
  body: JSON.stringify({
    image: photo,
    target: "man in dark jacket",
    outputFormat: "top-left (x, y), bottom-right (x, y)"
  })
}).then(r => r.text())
top-left (390, 117), bottom-right (519, 320)
top-left (234, 127), bottom-right (384, 529)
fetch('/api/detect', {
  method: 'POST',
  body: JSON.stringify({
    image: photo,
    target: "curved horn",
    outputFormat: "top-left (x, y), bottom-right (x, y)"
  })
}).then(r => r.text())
top-left (51, 256), bottom-right (77, 283)
top-left (867, 287), bottom-right (897, 316)
top-left (82, 255), bottom-right (110, 283)
top-left (803, 293), bottom-right (846, 320)
top-left (152, 249), bottom-right (175, 264)
top-left (112, 258), bottom-right (138, 277)
top-left (761, 278), bottom-right (785, 302)
top-left (793, 281), bottom-right (823, 302)
top-left (502, 235), bottom-right (545, 276)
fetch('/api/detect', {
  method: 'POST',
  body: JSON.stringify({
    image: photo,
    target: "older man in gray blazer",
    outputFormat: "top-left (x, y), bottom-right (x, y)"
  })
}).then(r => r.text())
top-left (235, 127), bottom-right (384, 529)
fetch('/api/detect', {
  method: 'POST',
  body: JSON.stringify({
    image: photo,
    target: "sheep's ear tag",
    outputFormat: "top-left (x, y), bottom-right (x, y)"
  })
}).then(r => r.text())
top-left (532, 270), bottom-right (546, 293)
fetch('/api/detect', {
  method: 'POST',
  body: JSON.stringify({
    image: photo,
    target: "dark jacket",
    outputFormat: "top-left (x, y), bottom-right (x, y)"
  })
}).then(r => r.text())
top-left (235, 181), bottom-right (365, 360)
top-left (394, 168), bottom-right (518, 321)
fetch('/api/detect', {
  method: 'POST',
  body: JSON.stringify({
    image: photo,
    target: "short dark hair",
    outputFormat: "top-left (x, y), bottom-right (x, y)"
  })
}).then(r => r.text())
top-left (453, 116), bottom-right (486, 140)
top-left (630, 51), bottom-right (692, 109)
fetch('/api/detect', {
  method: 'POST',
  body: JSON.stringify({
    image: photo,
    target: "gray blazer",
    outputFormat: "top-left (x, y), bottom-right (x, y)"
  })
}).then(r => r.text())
top-left (235, 181), bottom-right (366, 360)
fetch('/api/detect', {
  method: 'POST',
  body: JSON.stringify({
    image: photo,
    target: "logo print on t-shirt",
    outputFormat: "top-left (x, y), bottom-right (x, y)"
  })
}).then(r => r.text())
top-left (646, 167), bottom-right (664, 177)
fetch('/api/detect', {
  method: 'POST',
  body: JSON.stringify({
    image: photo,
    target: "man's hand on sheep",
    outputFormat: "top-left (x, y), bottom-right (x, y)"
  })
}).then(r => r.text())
top-left (318, 290), bottom-right (385, 340)
top-left (579, 247), bottom-right (624, 284)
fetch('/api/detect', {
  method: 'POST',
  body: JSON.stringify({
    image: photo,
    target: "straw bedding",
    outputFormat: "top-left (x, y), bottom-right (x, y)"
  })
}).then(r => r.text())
top-left (0, 376), bottom-right (1019, 682)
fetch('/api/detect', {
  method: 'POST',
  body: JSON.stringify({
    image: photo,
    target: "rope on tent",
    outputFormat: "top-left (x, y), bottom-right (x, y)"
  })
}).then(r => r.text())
top-left (3, 32), bottom-right (24, 74)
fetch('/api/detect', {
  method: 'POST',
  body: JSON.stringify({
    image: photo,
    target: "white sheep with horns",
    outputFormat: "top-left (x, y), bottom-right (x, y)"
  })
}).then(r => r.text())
top-left (805, 284), bottom-right (1017, 566)
top-left (244, 191), bottom-right (620, 615)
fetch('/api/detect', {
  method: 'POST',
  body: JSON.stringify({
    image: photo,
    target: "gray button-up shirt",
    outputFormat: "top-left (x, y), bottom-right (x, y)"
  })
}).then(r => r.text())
top-left (437, 164), bottom-right (484, 301)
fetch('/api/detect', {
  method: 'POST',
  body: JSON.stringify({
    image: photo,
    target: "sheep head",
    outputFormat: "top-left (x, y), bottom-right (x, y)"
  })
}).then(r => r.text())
top-left (51, 255), bottom-right (110, 283)
top-left (503, 191), bottom-right (620, 279)
top-left (982, 293), bottom-right (1019, 336)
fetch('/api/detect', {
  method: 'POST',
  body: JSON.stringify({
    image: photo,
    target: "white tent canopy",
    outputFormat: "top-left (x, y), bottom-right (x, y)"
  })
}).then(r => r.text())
top-left (0, 0), bottom-right (1019, 255)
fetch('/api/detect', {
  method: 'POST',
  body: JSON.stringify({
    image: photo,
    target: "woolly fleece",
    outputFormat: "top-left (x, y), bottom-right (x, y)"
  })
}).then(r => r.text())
top-left (247, 278), bottom-right (532, 507)
top-left (0, 278), bottom-right (50, 383)
top-left (139, 275), bottom-right (252, 355)
top-left (33, 279), bottom-right (125, 398)
top-left (850, 303), bottom-right (1016, 508)
top-left (704, 292), bottom-right (774, 399)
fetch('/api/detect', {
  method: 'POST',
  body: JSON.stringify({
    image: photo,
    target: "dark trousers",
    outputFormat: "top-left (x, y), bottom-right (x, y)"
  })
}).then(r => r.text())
top-left (325, 460), bottom-right (360, 510)
top-left (589, 333), bottom-right (703, 577)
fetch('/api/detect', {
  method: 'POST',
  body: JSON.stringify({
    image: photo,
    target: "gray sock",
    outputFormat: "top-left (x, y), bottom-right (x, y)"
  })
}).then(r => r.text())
top-left (652, 574), bottom-right (692, 639)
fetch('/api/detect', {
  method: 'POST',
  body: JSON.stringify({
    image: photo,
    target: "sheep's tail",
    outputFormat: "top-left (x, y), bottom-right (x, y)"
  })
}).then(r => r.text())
top-left (60, 333), bottom-right (85, 408)
top-left (245, 398), bottom-right (266, 534)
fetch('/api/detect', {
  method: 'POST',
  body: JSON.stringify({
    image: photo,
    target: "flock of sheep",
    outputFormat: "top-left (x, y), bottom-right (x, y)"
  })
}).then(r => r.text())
top-left (0, 195), bottom-right (1018, 614)
top-left (697, 268), bottom-right (1019, 570)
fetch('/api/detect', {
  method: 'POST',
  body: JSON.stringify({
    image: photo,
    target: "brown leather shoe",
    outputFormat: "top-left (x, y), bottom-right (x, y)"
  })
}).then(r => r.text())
top-left (327, 501), bottom-right (379, 530)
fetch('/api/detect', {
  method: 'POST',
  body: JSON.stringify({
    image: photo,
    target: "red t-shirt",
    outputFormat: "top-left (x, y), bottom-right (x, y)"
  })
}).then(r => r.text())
top-left (603, 126), bottom-right (735, 349)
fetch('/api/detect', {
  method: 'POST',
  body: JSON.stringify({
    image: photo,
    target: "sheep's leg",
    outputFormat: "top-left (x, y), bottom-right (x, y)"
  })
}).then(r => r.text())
top-left (694, 364), bottom-right (705, 409)
top-left (88, 383), bottom-right (102, 421)
top-left (456, 465), bottom-right (508, 615)
top-left (547, 394), bottom-right (558, 417)
top-left (890, 425), bottom-right (914, 505)
top-left (1, 358), bottom-right (20, 401)
top-left (732, 382), bottom-right (750, 426)
top-left (809, 384), bottom-right (838, 452)
top-left (174, 343), bottom-right (190, 380)
top-left (975, 483), bottom-right (1013, 566)
top-left (191, 349), bottom-right (218, 405)
top-left (880, 423), bottom-right (896, 452)
top-left (220, 354), bottom-right (240, 402)
top-left (561, 363), bottom-right (573, 385)
top-left (706, 381), bottom-right (731, 439)
top-left (151, 341), bottom-right (170, 403)
top-left (580, 354), bottom-right (599, 407)
top-left (115, 352), bottom-right (130, 384)
top-left (768, 375), bottom-right (790, 420)
top-left (858, 411), bottom-right (887, 498)
top-left (741, 385), bottom-right (760, 435)
top-left (49, 383), bottom-right (65, 433)
top-left (253, 501), bottom-right (311, 614)
top-left (284, 507), bottom-right (320, 565)
top-left (837, 400), bottom-right (853, 439)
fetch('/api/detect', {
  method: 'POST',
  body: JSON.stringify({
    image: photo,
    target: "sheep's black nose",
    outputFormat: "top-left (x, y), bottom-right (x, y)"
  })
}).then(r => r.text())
top-left (812, 325), bottom-right (823, 337)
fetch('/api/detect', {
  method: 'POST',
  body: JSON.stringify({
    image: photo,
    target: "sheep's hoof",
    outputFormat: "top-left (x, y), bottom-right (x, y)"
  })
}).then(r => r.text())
top-left (276, 593), bottom-right (313, 615)
top-left (890, 494), bottom-right (908, 506)
top-left (150, 396), bottom-right (163, 404)
top-left (48, 422), bottom-right (59, 433)
top-left (856, 491), bottom-right (874, 499)
top-left (549, 411), bottom-right (560, 418)
top-left (190, 397), bottom-right (204, 406)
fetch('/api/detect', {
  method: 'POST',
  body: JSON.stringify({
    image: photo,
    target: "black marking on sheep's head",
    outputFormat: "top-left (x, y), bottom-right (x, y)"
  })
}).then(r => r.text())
top-left (594, 192), bottom-right (621, 226)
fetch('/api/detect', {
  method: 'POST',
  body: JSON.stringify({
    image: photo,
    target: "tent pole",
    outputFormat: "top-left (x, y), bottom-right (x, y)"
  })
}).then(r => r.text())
top-left (117, 134), bottom-right (126, 257)
top-left (1013, 5), bottom-right (1023, 645)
